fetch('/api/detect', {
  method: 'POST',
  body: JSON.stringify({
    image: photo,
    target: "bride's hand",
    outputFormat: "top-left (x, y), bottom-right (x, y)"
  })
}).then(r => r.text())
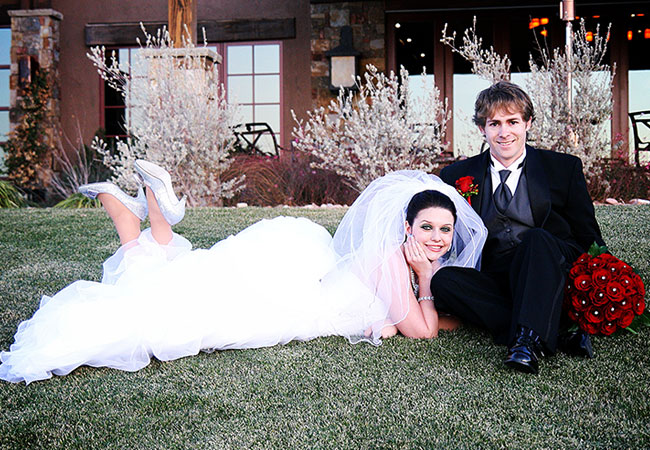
top-left (403, 235), bottom-right (435, 282)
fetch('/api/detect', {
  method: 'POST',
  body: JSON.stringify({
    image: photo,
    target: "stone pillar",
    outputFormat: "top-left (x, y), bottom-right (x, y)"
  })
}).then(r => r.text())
top-left (8, 9), bottom-right (63, 185)
top-left (310, 1), bottom-right (385, 109)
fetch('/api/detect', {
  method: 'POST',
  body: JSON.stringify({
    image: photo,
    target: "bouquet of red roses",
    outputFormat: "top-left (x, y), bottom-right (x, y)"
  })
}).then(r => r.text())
top-left (564, 243), bottom-right (646, 335)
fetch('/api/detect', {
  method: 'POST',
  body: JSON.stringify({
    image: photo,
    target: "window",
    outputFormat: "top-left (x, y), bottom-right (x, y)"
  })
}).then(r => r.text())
top-left (1, 27), bottom-right (11, 170)
top-left (225, 42), bottom-right (282, 154)
top-left (102, 41), bottom-right (283, 153)
top-left (100, 48), bottom-right (138, 138)
top-left (627, 12), bottom-right (650, 165)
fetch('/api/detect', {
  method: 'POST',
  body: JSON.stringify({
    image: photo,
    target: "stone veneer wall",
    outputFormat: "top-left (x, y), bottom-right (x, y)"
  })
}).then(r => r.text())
top-left (310, 1), bottom-right (385, 109)
top-left (8, 9), bottom-right (62, 174)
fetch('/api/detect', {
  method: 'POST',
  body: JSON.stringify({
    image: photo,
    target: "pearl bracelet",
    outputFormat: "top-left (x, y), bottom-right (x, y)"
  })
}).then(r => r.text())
top-left (417, 296), bottom-right (434, 303)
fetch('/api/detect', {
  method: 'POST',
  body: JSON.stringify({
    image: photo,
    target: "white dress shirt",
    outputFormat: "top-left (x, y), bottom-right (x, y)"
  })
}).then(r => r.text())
top-left (489, 149), bottom-right (527, 195)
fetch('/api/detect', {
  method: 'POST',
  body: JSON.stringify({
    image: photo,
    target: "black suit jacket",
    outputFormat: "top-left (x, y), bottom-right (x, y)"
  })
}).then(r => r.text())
top-left (440, 145), bottom-right (605, 254)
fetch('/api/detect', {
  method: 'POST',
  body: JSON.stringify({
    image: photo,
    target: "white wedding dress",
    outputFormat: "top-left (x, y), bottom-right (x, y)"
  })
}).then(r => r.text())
top-left (0, 217), bottom-right (382, 384)
top-left (0, 171), bottom-right (487, 384)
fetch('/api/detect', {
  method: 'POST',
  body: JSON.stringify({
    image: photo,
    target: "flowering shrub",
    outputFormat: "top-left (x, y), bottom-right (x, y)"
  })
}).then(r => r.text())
top-left (442, 19), bottom-right (615, 180)
top-left (87, 27), bottom-right (243, 206)
top-left (292, 65), bottom-right (450, 192)
top-left (526, 21), bottom-right (614, 177)
top-left (564, 244), bottom-right (646, 335)
top-left (440, 18), bottom-right (510, 84)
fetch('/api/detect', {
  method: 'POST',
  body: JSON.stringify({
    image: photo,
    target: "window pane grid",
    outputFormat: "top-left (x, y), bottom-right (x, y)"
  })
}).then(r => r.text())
top-left (225, 42), bottom-right (282, 153)
top-left (101, 42), bottom-right (282, 151)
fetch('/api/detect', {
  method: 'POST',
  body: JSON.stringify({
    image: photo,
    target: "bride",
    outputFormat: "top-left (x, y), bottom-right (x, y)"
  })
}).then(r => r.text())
top-left (0, 162), bottom-right (486, 384)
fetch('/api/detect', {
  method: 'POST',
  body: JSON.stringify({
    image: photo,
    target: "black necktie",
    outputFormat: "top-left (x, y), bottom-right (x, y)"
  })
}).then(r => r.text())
top-left (494, 169), bottom-right (512, 213)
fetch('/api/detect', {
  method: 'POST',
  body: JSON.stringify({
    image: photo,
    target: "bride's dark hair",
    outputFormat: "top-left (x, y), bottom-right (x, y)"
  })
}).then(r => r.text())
top-left (406, 190), bottom-right (457, 226)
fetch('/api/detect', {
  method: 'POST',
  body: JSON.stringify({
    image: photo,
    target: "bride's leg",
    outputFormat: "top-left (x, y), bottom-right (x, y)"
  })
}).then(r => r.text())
top-left (97, 193), bottom-right (141, 245)
top-left (146, 187), bottom-right (173, 245)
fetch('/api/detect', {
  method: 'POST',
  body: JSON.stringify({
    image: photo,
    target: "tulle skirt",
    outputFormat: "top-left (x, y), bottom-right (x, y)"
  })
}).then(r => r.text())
top-left (0, 216), bottom-right (382, 384)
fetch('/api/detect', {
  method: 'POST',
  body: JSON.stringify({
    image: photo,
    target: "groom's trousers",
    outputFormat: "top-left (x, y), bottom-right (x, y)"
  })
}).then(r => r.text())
top-left (431, 228), bottom-right (581, 351)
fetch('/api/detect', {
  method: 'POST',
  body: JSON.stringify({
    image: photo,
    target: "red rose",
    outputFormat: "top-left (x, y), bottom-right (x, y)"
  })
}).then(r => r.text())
top-left (574, 253), bottom-right (591, 266)
top-left (568, 309), bottom-right (581, 322)
top-left (585, 306), bottom-right (605, 323)
top-left (588, 258), bottom-right (607, 270)
top-left (606, 260), bottom-right (627, 276)
top-left (606, 282), bottom-right (625, 302)
top-left (599, 253), bottom-right (618, 264)
top-left (633, 296), bottom-right (645, 315)
top-left (579, 318), bottom-right (599, 334)
top-left (570, 264), bottom-right (587, 278)
top-left (618, 309), bottom-right (635, 328)
top-left (456, 176), bottom-right (474, 192)
top-left (619, 274), bottom-right (636, 295)
top-left (618, 297), bottom-right (633, 310)
top-left (599, 320), bottom-right (618, 336)
top-left (588, 288), bottom-right (609, 306)
top-left (619, 262), bottom-right (633, 275)
top-left (632, 273), bottom-right (645, 298)
top-left (574, 275), bottom-right (592, 291)
top-left (591, 268), bottom-right (610, 288)
top-left (572, 293), bottom-right (590, 311)
top-left (605, 302), bottom-right (623, 321)
top-left (455, 176), bottom-right (479, 206)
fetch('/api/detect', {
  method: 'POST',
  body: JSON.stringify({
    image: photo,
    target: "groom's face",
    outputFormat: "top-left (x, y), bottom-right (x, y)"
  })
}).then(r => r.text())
top-left (479, 108), bottom-right (532, 168)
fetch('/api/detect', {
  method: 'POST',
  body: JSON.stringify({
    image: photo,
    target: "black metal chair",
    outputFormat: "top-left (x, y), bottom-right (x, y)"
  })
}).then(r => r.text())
top-left (628, 110), bottom-right (650, 167)
top-left (232, 122), bottom-right (280, 156)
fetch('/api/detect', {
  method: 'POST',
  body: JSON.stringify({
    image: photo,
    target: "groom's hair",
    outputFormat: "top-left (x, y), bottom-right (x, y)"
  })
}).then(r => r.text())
top-left (406, 190), bottom-right (457, 226)
top-left (472, 81), bottom-right (535, 128)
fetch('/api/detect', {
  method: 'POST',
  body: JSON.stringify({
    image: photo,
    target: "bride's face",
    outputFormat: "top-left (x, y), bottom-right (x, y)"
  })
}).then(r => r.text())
top-left (405, 207), bottom-right (454, 261)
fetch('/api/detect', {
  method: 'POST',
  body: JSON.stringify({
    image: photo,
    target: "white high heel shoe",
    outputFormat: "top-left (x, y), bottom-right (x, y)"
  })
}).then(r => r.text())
top-left (78, 182), bottom-right (148, 221)
top-left (134, 160), bottom-right (186, 225)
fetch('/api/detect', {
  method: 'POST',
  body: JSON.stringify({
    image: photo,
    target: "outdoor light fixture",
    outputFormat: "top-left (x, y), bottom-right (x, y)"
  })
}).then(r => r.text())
top-left (18, 55), bottom-right (36, 88)
top-left (325, 26), bottom-right (360, 92)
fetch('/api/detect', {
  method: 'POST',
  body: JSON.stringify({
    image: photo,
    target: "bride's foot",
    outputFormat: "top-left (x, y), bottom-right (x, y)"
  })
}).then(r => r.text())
top-left (134, 160), bottom-right (186, 226)
top-left (78, 182), bottom-right (148, 221)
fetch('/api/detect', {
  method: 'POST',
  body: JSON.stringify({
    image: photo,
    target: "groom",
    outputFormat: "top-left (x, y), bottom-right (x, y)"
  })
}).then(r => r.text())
top-left (432, 81), bottom-right (605, 374)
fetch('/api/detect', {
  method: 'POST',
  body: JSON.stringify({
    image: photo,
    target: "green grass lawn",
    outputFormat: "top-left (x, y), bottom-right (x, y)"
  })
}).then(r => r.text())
top-left (0, 206), bottom-right (649, 449)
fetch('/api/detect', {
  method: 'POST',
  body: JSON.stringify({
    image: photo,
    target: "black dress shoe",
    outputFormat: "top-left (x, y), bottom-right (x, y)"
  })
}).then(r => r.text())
top-left (504, 326), bottom-right (545, 374)
top-left (558, 329), bottom-right (594, 358)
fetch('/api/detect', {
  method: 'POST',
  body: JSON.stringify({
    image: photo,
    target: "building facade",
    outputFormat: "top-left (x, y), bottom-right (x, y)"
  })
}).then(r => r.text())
top-left (1, 0), bottom-right (649, 165)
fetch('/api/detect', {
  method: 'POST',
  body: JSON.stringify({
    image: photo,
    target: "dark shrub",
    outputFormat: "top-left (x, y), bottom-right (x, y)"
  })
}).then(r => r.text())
top-left (223, 152), bottom-right (357, 206)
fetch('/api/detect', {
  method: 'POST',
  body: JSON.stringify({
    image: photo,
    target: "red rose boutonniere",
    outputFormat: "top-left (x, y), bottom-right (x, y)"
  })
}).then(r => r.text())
top-left (564, 242), bottom-right (646, 335)
top-left (455, 176), bottom-right (479, 205)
